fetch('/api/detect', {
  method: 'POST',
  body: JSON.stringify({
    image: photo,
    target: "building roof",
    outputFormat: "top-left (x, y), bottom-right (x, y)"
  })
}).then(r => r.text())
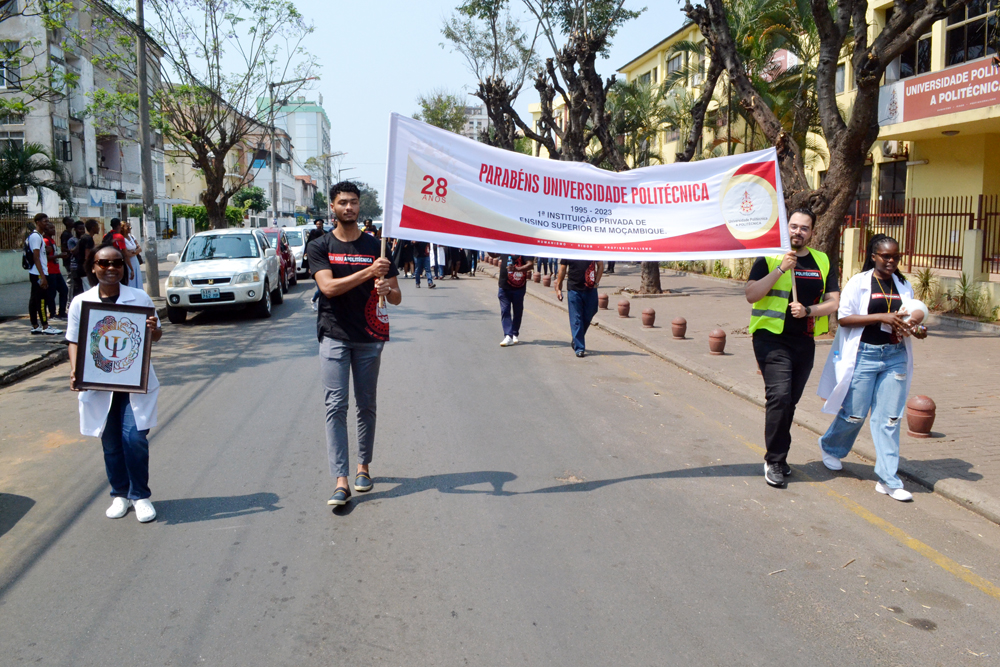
top-left (617, 21), bottom-right (697, 73)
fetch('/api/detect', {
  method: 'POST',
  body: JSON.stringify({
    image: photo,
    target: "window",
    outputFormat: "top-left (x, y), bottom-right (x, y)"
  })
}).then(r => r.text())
top-left (651, 67), bottom-right (658, 83)
top-left (946, 0), bottom-right (996, 65)
top-left (666, 54), bottom-right (683, 76)
top-left (835, 64), bottom-right (846, 94)
top-left (878, 161), bottom-right (907, 212)
top-left (0, 129), bottom-right (23, 150)
top-left (638, 72), bottom-right (651, 85)
top-left (899, 36), bottom-right (932, 79)
top-left (0, 41), bottom-right (20, 89)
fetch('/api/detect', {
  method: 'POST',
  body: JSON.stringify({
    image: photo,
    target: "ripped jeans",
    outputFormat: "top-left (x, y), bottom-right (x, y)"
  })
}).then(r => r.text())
top-left (820, 342), bottom-right (908, 488)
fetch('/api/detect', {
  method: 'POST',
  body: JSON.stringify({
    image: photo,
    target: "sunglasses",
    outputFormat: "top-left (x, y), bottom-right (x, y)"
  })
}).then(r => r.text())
top-left (95, 259), bottom-right (125, 268)
top-left (874, 252), bottom-right (902, 262)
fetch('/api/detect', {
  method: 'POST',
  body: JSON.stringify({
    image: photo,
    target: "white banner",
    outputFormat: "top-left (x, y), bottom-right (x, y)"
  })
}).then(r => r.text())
top-left (383, 113), bottom-right (790, 260)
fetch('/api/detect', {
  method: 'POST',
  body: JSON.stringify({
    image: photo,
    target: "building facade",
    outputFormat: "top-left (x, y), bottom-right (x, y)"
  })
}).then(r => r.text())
top-left (461, 104), bottom-right (490, 141)
top-left (275, 95), bottom-right (331, 197)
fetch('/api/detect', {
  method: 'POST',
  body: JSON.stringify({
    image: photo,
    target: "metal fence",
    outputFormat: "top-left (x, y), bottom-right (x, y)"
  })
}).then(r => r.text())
top-left (0, 212), bottom-right (32, 251)
top-left (844, 197), bottom-right (995, 274)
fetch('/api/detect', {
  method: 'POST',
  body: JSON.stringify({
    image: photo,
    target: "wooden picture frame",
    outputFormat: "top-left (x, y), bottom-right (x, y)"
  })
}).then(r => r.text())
top-left (74, 301), bottom-right (155, 393)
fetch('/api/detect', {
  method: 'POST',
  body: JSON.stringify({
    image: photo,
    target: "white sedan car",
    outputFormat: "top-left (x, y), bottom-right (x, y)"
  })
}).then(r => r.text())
top-left (284, 227), bottom-right (307, 276)
top-left (164, 228), bottom-right (281, 324)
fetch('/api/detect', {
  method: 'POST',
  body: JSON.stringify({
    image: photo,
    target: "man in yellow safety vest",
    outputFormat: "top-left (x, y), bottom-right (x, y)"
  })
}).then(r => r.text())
top-left (745, 209), bottom-right (841, 488)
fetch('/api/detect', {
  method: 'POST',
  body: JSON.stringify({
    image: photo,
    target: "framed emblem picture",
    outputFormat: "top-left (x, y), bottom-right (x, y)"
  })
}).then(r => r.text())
top-left (74, 301), bottom-right (155, 393)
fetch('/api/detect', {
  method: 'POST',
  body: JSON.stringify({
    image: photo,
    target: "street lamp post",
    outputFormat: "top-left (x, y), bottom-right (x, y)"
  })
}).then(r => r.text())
top-left (268, 77), bottom-right (317, 227)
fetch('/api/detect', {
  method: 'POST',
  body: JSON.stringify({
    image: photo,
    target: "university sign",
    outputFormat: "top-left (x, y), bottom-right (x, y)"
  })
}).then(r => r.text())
top-left (879, 59), bottom-right (1000, 126)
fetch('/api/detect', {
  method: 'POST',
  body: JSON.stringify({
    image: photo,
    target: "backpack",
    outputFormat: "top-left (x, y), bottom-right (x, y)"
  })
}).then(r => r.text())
top-left (21, 232), bottom-right (40, 270)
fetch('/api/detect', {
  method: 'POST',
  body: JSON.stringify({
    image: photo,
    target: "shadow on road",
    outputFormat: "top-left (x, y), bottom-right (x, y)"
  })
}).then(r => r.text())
top-left (0, 493), bottom-right (35, 539)
top-left (525, 463), bottom-right (766, 495)
top-left (154, 492), bottom-right (282, 525)
top-left (334, 471), bottom-right (518, 515)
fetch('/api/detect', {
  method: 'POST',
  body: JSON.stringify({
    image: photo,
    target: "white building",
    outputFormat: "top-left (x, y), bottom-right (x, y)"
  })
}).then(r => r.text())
top-left (461, 104), bottom-right (490, 141)
top-left (276, 96), bottom-right (331, 201)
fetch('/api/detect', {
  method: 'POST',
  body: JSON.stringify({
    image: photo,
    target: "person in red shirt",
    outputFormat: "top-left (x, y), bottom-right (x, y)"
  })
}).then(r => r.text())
top-left (101, 218), bottom-right (130, 283)
top-left (42, 220), bottom-right (69, 318)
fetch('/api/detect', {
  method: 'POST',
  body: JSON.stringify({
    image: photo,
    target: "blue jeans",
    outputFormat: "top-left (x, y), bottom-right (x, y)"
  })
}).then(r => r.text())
top-left (567, 288), bottom-right (598, 353)
top-left (414, 256), bottom-right (434, 286)
top-left (320, 337), bottom-right (384, 478)
top-left (820, 342), bottom-right (908, 489)
top-left (498, 287), bottom-right (525, 337)
top-left (102, 392), bottom-right (151, 500)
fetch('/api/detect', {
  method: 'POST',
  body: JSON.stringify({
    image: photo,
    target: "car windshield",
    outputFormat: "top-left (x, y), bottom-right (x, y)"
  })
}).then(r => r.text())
top-left (285, 230), bottom-right (303, 246)
top-left (183, 234), bottom-right (260, 262)
top-left (262, 231), bottom-right (279, 248)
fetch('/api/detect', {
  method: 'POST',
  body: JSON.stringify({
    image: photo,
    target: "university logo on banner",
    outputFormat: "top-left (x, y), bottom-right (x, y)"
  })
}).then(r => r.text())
top-left (382, 113), bottom-right (790, 260)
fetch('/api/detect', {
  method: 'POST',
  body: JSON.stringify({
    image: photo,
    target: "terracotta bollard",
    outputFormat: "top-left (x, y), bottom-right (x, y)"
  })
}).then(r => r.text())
top-left (598, 293), bottom-right (609, 310)
top-left (618, 299), bottom-right (631, 318)
top-left (708, 329), bottom-right (726, 355)
top-left (641, 308), bottom-right (655, 328)
top-left (671, 317), bottom-right (687, 339)
top-left (542, 275), bottom-right (552, 287)
top-left (533, 272), bottom-right (541, 283)
top-left (906, 395), bottom-right (936, 438)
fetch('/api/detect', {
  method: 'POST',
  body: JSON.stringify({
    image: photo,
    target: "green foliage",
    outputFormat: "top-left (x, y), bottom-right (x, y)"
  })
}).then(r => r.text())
top-left (0, 142), bottom-right (71, 213)
top-left (174, 205), bottom-right (243, 232)
top-left (313, 190), bottom-right (327, 214)
top-left (356, 182), bottom-right (383, 221)
top-left (913, 268), bottom-right (937, 303)
top-left (712, 260), bottom-right (732, 279)
top-left (946, 274), bottom-right (993, 319)
top-left (606, 79), bottom-right (670, 167)
top-left (733, 258), bottom-right (752, 281)
top-left (413, 89), bottom-right (468, 133)
top-left (232, 186), bottom-right (270, 214)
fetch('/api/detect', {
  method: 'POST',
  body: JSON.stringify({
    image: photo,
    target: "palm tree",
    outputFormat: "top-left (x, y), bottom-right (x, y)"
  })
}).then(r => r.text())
top-left (606, 79), bottom-right (670, 168)
top-left (0, 142), bottom-right (71, 214)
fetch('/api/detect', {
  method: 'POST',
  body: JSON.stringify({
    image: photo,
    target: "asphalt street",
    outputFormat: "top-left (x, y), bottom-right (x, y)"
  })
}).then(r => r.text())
top-left (1, 274), bottom-right (999, 666)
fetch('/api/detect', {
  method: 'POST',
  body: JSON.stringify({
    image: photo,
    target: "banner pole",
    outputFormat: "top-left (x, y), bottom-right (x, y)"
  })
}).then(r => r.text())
top-left (379, 235), bottom-right (387, 308)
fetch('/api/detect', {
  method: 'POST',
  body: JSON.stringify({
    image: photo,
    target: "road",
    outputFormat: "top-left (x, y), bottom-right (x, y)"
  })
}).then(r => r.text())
top-left (1, 274), bottom-right (999, 666)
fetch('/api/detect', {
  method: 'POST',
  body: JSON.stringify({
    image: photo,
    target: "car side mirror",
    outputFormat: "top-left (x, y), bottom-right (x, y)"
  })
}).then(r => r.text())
top-left (166, 253), bottom-right (180, 263)
top-left (265, 247), bottom-right (276, 258)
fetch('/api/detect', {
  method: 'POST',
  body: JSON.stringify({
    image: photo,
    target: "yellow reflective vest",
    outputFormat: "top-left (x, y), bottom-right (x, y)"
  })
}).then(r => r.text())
top-left (749, 248), bottom-right (831, 337)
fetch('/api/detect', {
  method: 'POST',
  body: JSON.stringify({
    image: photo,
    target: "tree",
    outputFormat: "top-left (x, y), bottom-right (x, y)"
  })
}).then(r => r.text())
top-left (356, 182), bottom-right (383, 220)
top-left (0, 142), bottom-right (71, 213)
top-left (413, 89), bottom-right (468, 133)
top-left (232, 186), bottom-right (270, 215)
top-left (313, 190), bottom-right (327, 215)
top-left (685, 0), bottom-right (969, 261)
top-left (94, 0), bottom-right (319, 229)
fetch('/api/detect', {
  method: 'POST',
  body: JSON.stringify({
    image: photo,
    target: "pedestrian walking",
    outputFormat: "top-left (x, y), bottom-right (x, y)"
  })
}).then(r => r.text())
top-left (122, 220), bottom-right (144, 290)
top-left (399, 239), bottom-right (414, 277)
top-left (413, 240), bottom-right (436, 288)
top-left (67, 243), bottom-right (162, 523)
top-left (817, 234), bottom-right (927, 502)
top-left (75, 220), bottom-right (99, 291)
top-left (745, 209), bottom-right (840, 489)
top-left (489, 252), bottom-right (533, 347)
top-left (67, 220), bottom-right (85, 301)
top-left (554, 259), bottom-right (603, 357)
top-left (306, 218), bottom-right (327, 311)
top-left (25, 213), bottom-right (61, 335)
top-left (309, 181), bottom-right (401, 508)
top-left (42, 220), bottom-right (69, 319)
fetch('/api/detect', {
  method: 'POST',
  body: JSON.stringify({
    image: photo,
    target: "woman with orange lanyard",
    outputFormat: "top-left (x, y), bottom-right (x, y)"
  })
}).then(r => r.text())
top-left (817, 234), bottom-right (927, 501)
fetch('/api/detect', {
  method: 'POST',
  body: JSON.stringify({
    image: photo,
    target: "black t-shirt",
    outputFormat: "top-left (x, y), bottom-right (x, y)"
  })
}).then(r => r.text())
top-left (748, 253), bottom-right (839, 337)
top-left (498, 255), bottom-right (530, 290)
top-left (560, 259), bottom-right (597, 292)
top-left (308, 230), bottom-right (399, 343)
top-left (306, 227), bottom-right (325, 247)
top-left (75, 234), bottom-right (94, 274)
top-left (60, 229), bottom-right (73, 268)
top-left (413, 241), bottom-right (430, 258)
top-left (862, 274), bottom-right (902, 345)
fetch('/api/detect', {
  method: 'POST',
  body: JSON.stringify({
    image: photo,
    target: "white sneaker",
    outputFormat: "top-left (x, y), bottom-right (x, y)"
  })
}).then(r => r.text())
top-left (41, 326), bottom-right (63, 335)
top-left (106, 497), bottom-right (132, 519)
top-left (875, 482), bottom-right (913, 502)
top-left (133, 498), bottom-right (157, 522)
top-left (500, 335), bottom-right (512, 347)
top-left (311, 300), bottom-right (318, 312)
top-left (821, 450), bottom-right (843, 471)
top-left (511, 335), bottom-right (519, 345)
top-left (29, 326), bottom-right (43, 335)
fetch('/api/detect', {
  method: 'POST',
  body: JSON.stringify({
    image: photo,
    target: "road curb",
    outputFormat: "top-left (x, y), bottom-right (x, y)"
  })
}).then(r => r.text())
top-left (479, 265), bottom-right (1000, 526)
top-left (0, 304), bottom-right (169, 388)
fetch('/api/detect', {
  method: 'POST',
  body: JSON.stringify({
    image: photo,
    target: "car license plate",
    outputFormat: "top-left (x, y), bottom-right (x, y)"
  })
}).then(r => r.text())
top-left (201, 288), bottom-right (220, 300)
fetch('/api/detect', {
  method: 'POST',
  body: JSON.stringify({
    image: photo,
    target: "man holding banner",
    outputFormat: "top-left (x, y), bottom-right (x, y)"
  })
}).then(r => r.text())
top-left (554, 259), bottom-right (603, 357)
top-left (745, 209), bottom-right (840, 489)
top-left (489, 252), bottom-right (534, 347)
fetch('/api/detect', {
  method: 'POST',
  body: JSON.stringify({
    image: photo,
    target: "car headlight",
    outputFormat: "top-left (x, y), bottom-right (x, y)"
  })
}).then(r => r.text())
top-left (166, 275), bottom-right (190, 288)
top-left (232, 271), bottom-right (260, 285)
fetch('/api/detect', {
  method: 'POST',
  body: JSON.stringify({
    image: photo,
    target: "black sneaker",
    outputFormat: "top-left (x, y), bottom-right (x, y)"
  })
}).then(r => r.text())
top-left (575, 350), bottom-right (586, 358)
top-left (764, 463), bottom-right (786, 488)
top-left (780, 462), bottom-right (791, 477)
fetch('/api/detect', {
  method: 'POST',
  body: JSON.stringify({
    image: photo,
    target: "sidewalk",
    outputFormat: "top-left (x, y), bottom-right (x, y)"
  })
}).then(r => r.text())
top-left (481, 262), bottom-right (1000, 526)
top-left (0, 264), bottom-right (172, 385)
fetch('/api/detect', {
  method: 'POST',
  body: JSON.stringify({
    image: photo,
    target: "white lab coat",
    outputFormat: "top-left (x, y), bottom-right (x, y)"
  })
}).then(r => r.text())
top-left (66, 285), bottom-right (161, 437)
top-left (817, 269), bottom-right (914, 415)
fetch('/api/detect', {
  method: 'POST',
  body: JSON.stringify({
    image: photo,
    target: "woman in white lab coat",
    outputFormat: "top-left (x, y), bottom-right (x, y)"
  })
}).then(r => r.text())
top-left (67, 243), bottom-right (163, 523)
top-left (817, 234), bottom-right (926, 502)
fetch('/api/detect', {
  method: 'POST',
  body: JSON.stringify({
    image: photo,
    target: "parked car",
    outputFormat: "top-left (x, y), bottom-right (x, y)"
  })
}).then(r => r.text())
top-left (283, 228), bottom-right (308, 277)
top-left (261, 227), bottom-right (298, 290)
top-left (164, 228), bottom-right (281, 323)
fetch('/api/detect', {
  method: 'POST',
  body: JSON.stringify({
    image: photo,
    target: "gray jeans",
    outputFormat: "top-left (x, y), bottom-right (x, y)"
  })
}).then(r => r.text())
top-left (320, 336), bottom-right (384, 478)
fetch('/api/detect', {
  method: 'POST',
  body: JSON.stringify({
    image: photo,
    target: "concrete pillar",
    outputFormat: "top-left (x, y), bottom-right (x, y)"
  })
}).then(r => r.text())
top-left (842, 227), bottom-right (862, 279)
top-left (963, 228), bottom-right (986, 282)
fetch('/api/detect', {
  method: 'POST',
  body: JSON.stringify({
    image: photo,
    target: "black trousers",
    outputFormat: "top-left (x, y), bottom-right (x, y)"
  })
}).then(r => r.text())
top-left (752, 333), bottom-right (815, 464)
top-left (29, 274), bottom-right (49, 329)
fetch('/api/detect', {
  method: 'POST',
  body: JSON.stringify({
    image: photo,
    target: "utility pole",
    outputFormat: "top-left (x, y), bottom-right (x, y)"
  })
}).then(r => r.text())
top-left (268, 77), bottom-right (316, 227)
top-left (136, 0), bottom-right (160, 297)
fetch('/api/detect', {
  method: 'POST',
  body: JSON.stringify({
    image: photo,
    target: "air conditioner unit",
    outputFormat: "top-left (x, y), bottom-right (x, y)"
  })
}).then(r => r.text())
top-left (882, 140), bottom-right (901, 157)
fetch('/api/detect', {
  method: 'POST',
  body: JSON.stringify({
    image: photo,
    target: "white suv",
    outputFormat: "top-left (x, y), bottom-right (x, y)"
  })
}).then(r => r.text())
top-left (164, 228), bottom-right (281, 324)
